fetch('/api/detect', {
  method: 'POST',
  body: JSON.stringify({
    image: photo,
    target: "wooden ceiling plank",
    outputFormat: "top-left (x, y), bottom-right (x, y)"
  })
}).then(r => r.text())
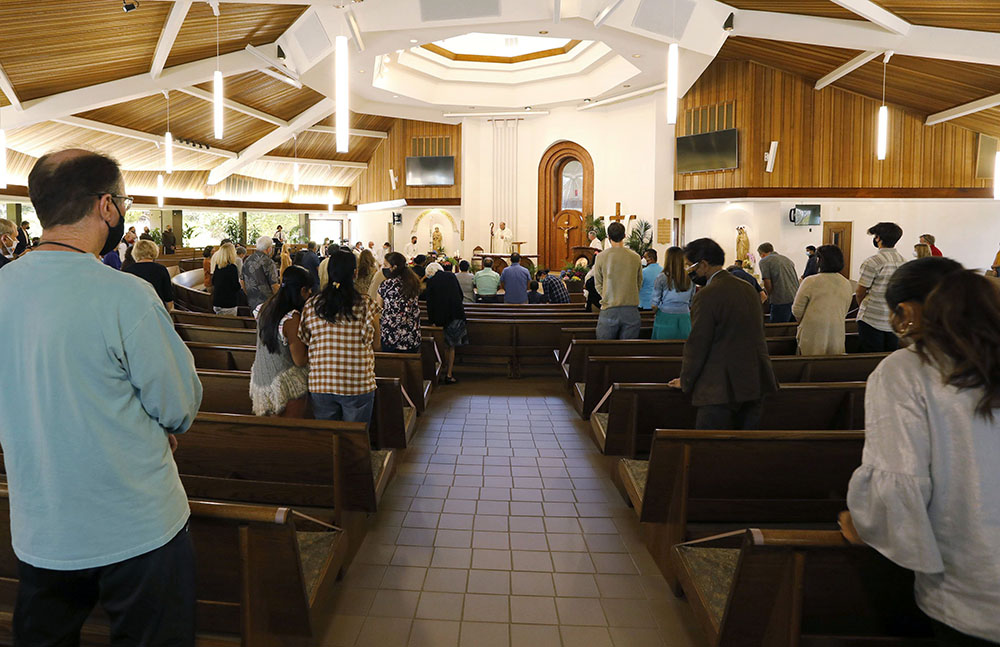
top-left (177, 86), bottom-right (287, 127)
top-left (150, 1), bottom-right (194, 79)
top-left (208, 99), bottom-right (335, 185)
top-left (0, 47), bottom-right (265, 130)
top-left (53, 115), bottom-right (237, 159)
top-left (259, 155), bottom-right (367, 169)
top-left (0, 62), bottom-right (20, 110)
top-left (828, 0), bottom-right (910, 35)
top-left (306, 125), bottom-right (388, 139)
top-left (926, 93), bottom-right (1000, 126)
top-left (814, 50), bottom-right (882, 90)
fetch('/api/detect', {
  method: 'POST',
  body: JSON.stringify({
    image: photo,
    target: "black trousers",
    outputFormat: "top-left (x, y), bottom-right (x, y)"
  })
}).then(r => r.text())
top-left (14, 524), bottom-right (196, 647)
top-left (696, 399), bottom-right (764, 430)
top-left (934, 621), bottom-right (1000, 646)
top-left (858, 320), bottom-right (899, 354)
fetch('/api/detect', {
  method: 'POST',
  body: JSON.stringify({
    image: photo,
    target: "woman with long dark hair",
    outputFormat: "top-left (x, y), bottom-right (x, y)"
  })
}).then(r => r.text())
top-left (842, 257), bottom-right (1000, 645)
top-left (649, 246), bottom-right (694, 340)
top-left (297, 248), bottom-right (381, 422)
top-left (424, 262), bottom-right (467, 384)
top-left (355, 249), bottom-right (378, 295)
top-left (376, 252), bottom-right (422, 353)
top-left (791, 244), bottom-right (854, 355)
top-left (249, 265), bottom-right (311, 417)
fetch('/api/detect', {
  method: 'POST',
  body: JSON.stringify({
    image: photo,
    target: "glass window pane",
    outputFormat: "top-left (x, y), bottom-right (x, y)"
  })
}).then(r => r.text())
top-left (560, 160), bottom-right (584, 211)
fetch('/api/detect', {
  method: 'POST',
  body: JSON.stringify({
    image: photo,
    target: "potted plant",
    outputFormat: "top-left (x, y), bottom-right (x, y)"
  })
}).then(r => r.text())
top-left (560, 263), bottom-right (587, 292)
top-left (625, 219), bottom-right (653, 257)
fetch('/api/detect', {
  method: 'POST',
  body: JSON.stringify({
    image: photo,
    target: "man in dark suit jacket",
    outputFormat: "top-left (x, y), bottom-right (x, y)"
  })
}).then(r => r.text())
top-left (669, 238), bottom-right (778, 429)
top-left (299, 241), bottom-right (322, 293)
top-left (14, 221), bottom-right (31, 256)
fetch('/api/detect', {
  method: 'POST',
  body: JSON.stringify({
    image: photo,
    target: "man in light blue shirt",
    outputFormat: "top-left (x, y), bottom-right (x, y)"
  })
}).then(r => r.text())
top-left (500, 253), bottom-right (531, 304)
top-left (0, 150), bottom-right (202, 644)
top-left (639, 249), bottom-right (662, 310)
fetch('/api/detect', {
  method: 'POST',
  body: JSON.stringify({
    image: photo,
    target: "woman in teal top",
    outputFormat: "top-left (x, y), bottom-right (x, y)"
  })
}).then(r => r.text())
top-left (650, 246), bottom-right (695, 340)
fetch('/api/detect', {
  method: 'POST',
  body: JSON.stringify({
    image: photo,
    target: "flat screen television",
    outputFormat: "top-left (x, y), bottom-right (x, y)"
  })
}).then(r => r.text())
top-left (789, 204), bottom-right (821, 226)
top-left (676, 128), bottom-right (739, 173)
top-left (406, 156), bottom-right (455, 187)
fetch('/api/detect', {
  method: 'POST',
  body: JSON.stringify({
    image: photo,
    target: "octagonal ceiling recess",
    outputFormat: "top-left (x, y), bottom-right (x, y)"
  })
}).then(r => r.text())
top-left (374, 32), bottom-right (639, 109)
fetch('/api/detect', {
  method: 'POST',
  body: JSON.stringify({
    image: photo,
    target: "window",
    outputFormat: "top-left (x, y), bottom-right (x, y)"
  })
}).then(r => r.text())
top-left (560, 160), bottom-right (583, 211)
top-left (246, 212), bottom-right (300, 245)
top-left (310, 219), bottom-right (346, 248)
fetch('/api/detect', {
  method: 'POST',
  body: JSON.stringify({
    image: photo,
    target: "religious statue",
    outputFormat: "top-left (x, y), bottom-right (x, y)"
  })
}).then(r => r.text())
top-left (497, 221), bottom-right (513, 254)
top-left (432, 226), bottom-right (444, 254)
top-left (736, 226), bottom-right (750, 265)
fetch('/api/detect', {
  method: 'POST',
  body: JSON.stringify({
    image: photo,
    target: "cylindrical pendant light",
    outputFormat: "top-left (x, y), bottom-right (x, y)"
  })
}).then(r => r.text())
top-left (328, 188), bottom-right (334, 213)
top-left (157, 174), bottom-right (165, 208)
top-left (994, 151), bottom-right (1000, 200)
top-left (666, 43), bottom-right (679, 125)
top-left (213, 14), bottom-right (224, 140)
top-left (164, 91), bottom-right (173, 174)
top-left (0, 127), bottom-right (6, 190)
top-left (292, 135), bottom-right (300, 191)
top-left (335, 35), bottom-right (349, 153)
top-left (877, 52), bottom-right (892, 161)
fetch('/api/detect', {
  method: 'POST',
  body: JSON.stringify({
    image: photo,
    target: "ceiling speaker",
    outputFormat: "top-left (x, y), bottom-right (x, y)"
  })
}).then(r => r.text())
top-left (632, 0), bottom-right (696, 38)
top-left (420, 0), bottom-right (500, 22)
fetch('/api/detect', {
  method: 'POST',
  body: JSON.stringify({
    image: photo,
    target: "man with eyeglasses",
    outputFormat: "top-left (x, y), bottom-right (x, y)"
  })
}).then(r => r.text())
top-left (0, 149), bottom-right (202, 644)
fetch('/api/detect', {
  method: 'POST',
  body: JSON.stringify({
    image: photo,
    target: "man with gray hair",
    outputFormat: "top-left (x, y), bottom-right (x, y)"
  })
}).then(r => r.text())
top-left (0, 218), bottom-right (17, 269)
top-left (0, 149), bottom-right (201, 643)
top-left (242, 234), bottom-right (280, 310)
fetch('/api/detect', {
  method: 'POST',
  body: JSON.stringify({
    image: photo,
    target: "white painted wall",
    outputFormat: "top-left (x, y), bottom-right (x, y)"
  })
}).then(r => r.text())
top-left (684, 199), bottom-right (1000, 279)
top-left (340, 206), bottom-right (465, 257)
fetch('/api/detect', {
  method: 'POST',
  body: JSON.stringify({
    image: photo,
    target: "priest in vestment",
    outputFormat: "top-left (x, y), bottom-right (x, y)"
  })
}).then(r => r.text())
top-left (497, 222), bottom-right (513, 254)
top-left (588, 230), bottom-right (604, 251)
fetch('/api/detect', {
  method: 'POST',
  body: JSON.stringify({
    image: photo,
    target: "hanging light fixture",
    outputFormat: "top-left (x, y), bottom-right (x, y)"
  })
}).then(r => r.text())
top-left (164, 91), bottom-right (173, 174)
top-left (994, 151), bottom-right (1000, 200)
top-left (0, 113), bottom-right (6, 191)
top-left (157, 174), bottom-right (165, 208)
top-left (328, 188), bottom-right (334, 213)
top-left (213, 12), bottom-right (224, 140)
top-left (335, 35), bottom-right (349, 153)
top-left (877, 51), bottom-right (892, 161)
top-left (666, 0), bottom-right (678, 126)
top-left (292, 134), bottom-right (300, 191)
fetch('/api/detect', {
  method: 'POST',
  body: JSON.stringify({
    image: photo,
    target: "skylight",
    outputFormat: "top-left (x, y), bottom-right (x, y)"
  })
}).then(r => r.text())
top-left (430, 33), bottom-right (572, 58)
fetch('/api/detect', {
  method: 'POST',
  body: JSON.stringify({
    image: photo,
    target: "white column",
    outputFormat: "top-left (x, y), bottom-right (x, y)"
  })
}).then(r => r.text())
top-left (491, 118), bottom-right (519, 253)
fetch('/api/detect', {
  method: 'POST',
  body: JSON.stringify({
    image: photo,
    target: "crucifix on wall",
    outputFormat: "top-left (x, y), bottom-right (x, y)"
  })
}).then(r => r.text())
top-left (557, 221), bottom-right (578, 241)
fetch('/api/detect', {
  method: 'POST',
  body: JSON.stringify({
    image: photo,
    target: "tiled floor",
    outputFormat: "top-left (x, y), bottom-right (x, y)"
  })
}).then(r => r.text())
top-left (319, 376), bottom-right (700, 647)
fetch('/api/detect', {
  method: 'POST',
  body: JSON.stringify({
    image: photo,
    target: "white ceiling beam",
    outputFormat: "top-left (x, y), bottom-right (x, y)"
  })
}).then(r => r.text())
top-left (208, 99), bottom-right (335, 185)
top-left (926, 93), bottom-right (1000, 126)
top-left (593, 0), bottom-right (625, 28)
top-left (305, 125), bottom-right (388, 139)
top-left (259, 155), bottom-right (367, 169)
top-left (150, 0), bottom-right (193, 79)
top-left (244, 44), bottom-right (300, 84)
top-left (0, 47), bottom-right (265, 130)
top-left (176, 86), bottom-right (288, 127)
top-left (732, 11), bottom-right (1000, 68)
top-left (828, 0), bottom-right (910, 36)
top-left (0, 62), bottom-right (21, 110)
top-left (814, 50), bottom-right (882, 90)
top-left (53, 116), bottom-right (238, 159)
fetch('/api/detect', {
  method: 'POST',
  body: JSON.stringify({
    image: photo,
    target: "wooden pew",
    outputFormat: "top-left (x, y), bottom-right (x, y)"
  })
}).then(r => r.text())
top-left (617, 429), bottom-right (864, 592)
top-left (591, 382), bottom-right (866, 457)
top-left (562, 337), bottom-right (803, 389)
top-left (173, 310), bottom-right (257, 329)
top-left (575, 353), bottom-right (887, 419)
top-left (176, 324), bottom-right (257, 346)
top-left (673, 529), bottom-right (934, 646)
top-left (0, 491), bottom-right (350, 646)
top-left (195, 369), bottom-right (414, 450)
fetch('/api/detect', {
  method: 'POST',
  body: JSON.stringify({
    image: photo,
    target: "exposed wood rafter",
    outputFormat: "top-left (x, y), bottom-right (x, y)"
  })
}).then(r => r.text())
top-left (828, 0), bottom-right (910, 35)
top-left (208, 99), bottom-right (336, 185)
top-left (814, 50), bottom-right (882, 90)
top-left (926, 93), bottom-right (1000, 126)
top-left (150, 0), bottom-right (194, 79)
top-left (305, 125), bottom-right (388, 139)
top-left (53, 116), bottom-right (237, 159)
top-left (259, 155), bottom-right (367, 169)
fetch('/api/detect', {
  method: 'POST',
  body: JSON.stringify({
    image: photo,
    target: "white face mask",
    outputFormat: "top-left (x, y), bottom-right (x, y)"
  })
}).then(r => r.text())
top-left (641, 259), bottom-right (648, 267)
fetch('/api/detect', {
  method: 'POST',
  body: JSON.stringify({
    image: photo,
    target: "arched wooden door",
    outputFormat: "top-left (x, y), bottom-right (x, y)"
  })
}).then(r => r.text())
top-left (538, 141), bottom-right (594, 270)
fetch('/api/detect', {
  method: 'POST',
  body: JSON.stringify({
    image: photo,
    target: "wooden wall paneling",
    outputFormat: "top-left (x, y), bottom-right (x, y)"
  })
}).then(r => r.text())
top-left (192, 72), bottom-right (326, 123)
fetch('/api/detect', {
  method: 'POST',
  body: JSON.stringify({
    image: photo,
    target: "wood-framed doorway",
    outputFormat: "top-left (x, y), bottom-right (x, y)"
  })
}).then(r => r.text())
top-left (823, 221), bottom-right (853, 279)
top-left (538, 141), bottom-right (594, 270)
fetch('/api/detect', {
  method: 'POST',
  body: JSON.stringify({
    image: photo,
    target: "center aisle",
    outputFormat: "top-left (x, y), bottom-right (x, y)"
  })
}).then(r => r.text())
top-left (319, 376), bottom-right (700, 647)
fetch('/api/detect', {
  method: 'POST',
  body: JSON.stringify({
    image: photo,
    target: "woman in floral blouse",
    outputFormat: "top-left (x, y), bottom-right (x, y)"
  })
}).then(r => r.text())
top-left (376, 252), bottom-right (422, 353)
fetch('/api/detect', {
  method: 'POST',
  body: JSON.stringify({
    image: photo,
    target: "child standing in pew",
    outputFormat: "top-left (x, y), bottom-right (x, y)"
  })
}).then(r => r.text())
top-left (249, 265), bottom-right (311, 417)
top-left (298, 248), bottom-right (382, 423)
top-left (842, 257), bottom-right (1000, 646)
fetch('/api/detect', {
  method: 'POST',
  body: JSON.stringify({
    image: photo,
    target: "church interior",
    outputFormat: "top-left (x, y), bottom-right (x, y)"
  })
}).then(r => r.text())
top-left (1, 0), bottom-right (1000, 645)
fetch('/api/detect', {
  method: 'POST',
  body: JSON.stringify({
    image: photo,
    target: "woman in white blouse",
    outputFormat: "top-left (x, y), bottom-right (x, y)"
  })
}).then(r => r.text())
top-left (841, 257), bottom-right (1000, 645)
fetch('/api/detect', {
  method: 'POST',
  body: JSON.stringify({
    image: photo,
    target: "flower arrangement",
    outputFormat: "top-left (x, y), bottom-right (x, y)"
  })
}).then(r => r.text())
top-left (561, 263), bottom-right (587, 282)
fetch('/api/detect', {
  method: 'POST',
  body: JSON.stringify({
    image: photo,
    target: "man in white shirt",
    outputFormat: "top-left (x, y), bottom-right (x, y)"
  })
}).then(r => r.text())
top-left (588, 230), bottom-right (604, 251)
top-left (856, 222), bottom-right (906, 353)
top-left (497, 222), bottom-right (513, 254)
top-left (404, 236), bottom-right (419, 261)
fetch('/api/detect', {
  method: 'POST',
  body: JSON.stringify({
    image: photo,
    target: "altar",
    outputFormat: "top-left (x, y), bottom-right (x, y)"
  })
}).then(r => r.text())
top-left (476, 253), bottom-right (538, 273)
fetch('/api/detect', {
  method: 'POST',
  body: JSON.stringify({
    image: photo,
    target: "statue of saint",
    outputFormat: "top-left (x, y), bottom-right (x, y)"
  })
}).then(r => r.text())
top-left (432, 226), bottom-right (444, 254)
top-left (736, 226), bottom-right (750, 265)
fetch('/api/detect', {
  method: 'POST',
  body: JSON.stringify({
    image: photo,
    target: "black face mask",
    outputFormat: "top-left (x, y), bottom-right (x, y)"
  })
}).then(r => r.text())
top-left (689, 269), bottom-right (707, 287)
top-left (99, 201), bottom-right (126, 257)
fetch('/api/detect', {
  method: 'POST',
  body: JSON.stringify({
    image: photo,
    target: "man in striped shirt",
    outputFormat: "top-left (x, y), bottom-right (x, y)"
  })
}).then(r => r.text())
top-left (856, 222), bottom-right (906, 353)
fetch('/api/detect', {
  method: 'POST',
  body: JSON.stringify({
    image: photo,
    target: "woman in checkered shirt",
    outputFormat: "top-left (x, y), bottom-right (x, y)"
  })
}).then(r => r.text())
top-left (298, 248), bottom-right (382, 423)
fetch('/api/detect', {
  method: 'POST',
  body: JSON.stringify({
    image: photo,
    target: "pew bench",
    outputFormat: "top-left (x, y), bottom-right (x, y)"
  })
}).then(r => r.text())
top-left (591, 382), bottom-right (866, 457)
top-left (574, 353), bottom-right (887, 419)
top-left (673, 528), bottom-right (935, 647)
top-left (0, 491), bottom-right (350, 646)
top-left (173, 310), bottom-right (257, 329)
top-left (617, 429), bottom-right (864, 592)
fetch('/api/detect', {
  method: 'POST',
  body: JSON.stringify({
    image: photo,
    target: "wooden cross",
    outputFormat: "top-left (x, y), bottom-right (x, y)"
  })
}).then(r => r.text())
top-left (608, 202), bottom-right (626, 224)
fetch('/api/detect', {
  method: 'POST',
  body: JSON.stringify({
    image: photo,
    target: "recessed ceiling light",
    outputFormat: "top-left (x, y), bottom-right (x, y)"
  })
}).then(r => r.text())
top-left (632, 53), bottom-right (641, 58)
top-left (623, 84), bottom-right (631, 88)
top-left (359, 69), bottom-right (365, 73)
top-left (392, 95), bottom-right (399, 98)
top-left (469, 106), bottom-right (476, 109)
top-left (410, 39), bottom-right (418, 43)
top-left (539, 30), bottom-right (549, 34)
top-left (525, 106), bottom-right (532, 111)
top-left (584, 98), bottom-right (592, 103)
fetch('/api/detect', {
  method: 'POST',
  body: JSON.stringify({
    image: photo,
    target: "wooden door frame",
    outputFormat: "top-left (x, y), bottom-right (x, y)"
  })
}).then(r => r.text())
top-left (538, 141), bottom-right (594, 269)
top-left (822, 221), bottom-right (853, 279)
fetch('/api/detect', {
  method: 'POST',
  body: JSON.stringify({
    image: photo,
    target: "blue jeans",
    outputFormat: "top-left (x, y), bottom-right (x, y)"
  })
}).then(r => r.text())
top-left (596, 306), bottom-right (642, 340)
top-left (311, 391), bottom-right (375, 423)
top-left (769, 303), bottom-right (794, 323)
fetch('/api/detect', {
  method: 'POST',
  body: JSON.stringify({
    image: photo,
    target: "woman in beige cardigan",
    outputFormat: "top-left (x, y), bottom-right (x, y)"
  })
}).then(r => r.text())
top-left (792, 245), bottom-right (855, 355)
